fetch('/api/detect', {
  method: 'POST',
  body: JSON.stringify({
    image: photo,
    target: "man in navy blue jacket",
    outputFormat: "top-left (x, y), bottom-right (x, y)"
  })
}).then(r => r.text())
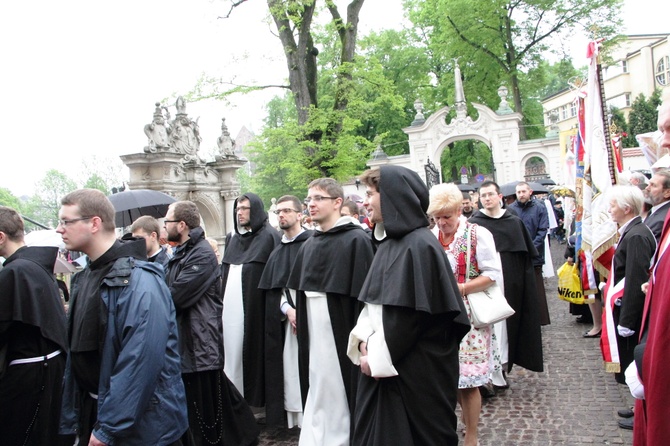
top-left (58, 189), bottom-right (187, 446)
top-left (509, 182), bottom-right (551, 325)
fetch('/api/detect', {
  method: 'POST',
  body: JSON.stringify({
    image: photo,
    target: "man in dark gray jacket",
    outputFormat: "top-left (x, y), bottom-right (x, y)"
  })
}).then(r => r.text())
top-left (164, 200), bottom-right (259, 446)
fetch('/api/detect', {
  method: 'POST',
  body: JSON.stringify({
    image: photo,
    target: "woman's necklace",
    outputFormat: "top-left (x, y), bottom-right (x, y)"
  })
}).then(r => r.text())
top-left (439, 231), bottom-right (455, 248)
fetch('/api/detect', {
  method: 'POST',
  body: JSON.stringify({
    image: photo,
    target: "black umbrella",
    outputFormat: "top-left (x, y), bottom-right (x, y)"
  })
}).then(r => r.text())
top-left (536, 178), bottom-right (556, 186)
top-left (500, 181), bottom-right (549, 197)
top-left (107, 189), bottom-right (176, 227)
top-left (457, 183), bottom-right (476, 192)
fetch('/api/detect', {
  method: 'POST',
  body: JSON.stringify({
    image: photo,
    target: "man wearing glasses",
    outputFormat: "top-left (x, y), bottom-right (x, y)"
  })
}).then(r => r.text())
top-left (221, 193), bottom-right (280, 412)
top-left (57, 189), bottom-right (187, 446)
top-left (164, 200), bottom-right (259, 445)
top-left (259, 195), bottom-right (315, 428)
top-left (286, 178), bottom-right (374, 446)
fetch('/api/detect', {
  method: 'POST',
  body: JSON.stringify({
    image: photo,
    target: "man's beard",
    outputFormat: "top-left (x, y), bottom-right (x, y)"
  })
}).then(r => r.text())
top-left (167, 231), bottom-right (180, 243)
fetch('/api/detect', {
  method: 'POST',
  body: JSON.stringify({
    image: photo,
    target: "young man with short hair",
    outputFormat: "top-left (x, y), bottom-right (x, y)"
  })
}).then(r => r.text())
top-left (130, 215), bottom-right (170, 267)
top-left (287, 178), bottom-right (374, 445)
top-left (57, 189), bottom-right (187, 446)
top-left (469, 181), bottom-right (544, 374)
top-left (259, 195), bottom-right (315, 428)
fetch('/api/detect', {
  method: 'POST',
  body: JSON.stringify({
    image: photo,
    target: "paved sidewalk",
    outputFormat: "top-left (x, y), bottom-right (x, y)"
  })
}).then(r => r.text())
top-left (258, 241), bottom-right (635, 445)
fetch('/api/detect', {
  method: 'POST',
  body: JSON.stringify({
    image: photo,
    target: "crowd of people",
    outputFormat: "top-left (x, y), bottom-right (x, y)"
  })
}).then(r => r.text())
top-left (0, 97), bottom-right (668, 446)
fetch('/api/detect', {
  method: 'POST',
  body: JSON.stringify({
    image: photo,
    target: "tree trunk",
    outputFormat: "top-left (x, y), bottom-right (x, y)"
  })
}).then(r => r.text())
top-left (268, 0), bottom-right (318, 127)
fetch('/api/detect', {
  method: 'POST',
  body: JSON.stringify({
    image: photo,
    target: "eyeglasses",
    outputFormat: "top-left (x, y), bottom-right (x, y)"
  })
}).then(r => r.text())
top-left (234, 206), bottom-right (251, 212)
top-left (57, 216), bottom-right (93, 227)
top-left (273, 208), bottom-right (299, 215)
top-left (163, 220), bottom-right (181, 225)
top-left (304, 196), bottom-right (336, 203)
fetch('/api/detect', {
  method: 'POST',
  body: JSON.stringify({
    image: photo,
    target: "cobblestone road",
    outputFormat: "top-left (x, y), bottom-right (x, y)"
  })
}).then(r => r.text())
top-left (257, 241), bottom-right (634, 445)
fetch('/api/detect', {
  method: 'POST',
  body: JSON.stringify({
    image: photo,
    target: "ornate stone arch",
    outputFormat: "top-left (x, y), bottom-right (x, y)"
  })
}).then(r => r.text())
top-left (397, 103), bottom-right (523, 185)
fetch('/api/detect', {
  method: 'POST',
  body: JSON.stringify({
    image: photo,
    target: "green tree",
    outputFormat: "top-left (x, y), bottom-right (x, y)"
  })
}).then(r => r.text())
top-left (83, 173), bottom-right (109, 194)
top-left (627, 90), bottom-right (663, 146)
top-left (23, 170), bottom-right (77, 228)
top-left (440, 140), bottom-right (494, 183)
top-left (0, 187), bottom-right (23, 211)
top-left (405, 0), bottom-right (623, 140)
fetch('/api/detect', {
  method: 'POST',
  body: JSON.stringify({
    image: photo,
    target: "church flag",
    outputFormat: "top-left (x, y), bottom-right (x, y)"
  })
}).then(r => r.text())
top-left (580, 40), bottom-right (618, 279)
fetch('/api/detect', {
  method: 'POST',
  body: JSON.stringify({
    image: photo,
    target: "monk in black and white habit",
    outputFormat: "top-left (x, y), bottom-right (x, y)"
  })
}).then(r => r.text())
top-left (258, 195), bottom-right (314, 428)
top-left (221, 193), bottom-right (280, 407)
top-left (286, 178), bottom-right (374, 446)
top-left (347, 166), bottom-right (470, 446)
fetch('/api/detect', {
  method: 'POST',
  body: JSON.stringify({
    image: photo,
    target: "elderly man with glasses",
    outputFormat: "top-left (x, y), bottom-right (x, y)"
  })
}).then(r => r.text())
top-left (221, 193), bottom-right (280, 414)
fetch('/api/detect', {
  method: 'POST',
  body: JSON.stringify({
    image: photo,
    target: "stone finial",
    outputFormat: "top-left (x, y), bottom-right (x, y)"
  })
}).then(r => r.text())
top-left (453, 60), bottom-right (467, 119)
top-left (216, 118), bottom-right (236, 160)
top-left (497, 85), bottom-right (513, 115)
top-left (411, 98), bottom-right (426, 126)
top-left (370, 144), bottom-right (388, 160)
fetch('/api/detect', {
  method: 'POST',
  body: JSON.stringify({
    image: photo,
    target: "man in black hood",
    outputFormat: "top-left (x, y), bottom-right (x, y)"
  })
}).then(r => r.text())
top-left (347, 166), bottom-right (470, 446)
top-left (221, 193), bottom-right (280, 409)
top-left (0, 206), bottom-right (68, 446)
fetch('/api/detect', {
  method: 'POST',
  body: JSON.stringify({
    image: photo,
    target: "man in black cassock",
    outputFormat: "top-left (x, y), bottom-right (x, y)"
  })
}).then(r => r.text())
top-left (221, 193), bottom-right (280, 407)
top-left (258, 195), bottom-right (314, 428)
top-left (469, 181), bottom-right (544, 373)
top-left (346, 167), bottom-right (470, 446)
top-left (286, 178), bottom-right (374, 446)
top-left (0, 206), bottom-right (68, 446)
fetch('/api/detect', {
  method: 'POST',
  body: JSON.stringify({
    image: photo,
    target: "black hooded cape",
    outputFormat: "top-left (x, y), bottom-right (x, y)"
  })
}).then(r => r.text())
top-left (468, 209), bottom-right (544, 372)
top-left (285, 217), bottom-right (374, 431)
top-left (352, 166), bottom-right (470, 446)
top-left (221, 193), bottom-right (280, 406)
top-left (0, 246), bottom-right (68, 445)
top-left (257, 229), bottom-right (314, 427)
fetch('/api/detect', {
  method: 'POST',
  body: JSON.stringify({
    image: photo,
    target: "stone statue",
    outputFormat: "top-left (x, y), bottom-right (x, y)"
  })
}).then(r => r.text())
top-left (143, 103), bottom-right (171, 153)
top-left (169, 96), bottom-right (202, 162)
top-left (216, 118), bottom-right (236, 159)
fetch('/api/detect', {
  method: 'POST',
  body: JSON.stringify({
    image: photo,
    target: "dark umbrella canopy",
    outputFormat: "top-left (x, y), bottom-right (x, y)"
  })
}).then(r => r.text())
top-left (500, 181), bottom-right (549, 197)
top-left (457, 183), bottom-right (476, 192)
top-left (536, 178), bottom-right (556, 186)
top-left (107, 189), bottom-right (176, 227)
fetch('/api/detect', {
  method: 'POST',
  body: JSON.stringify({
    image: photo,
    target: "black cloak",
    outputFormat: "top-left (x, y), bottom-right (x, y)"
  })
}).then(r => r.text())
top-left (258, 229), bottom-right (314, 427)
top-left (469, 209), bottom-right (544, 372)
top-left (285, 216), bottom-right (374, 429)
top-left (352, 165), bottom-right (470, 446)
top-left (0, 246), bottom-right (68, 445)
top-left (221, 193), bottom-right (280, 406)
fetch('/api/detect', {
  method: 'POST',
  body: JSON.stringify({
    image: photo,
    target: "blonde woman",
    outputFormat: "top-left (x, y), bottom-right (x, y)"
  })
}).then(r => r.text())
top-left (428, 183), bottom-right (504, 446)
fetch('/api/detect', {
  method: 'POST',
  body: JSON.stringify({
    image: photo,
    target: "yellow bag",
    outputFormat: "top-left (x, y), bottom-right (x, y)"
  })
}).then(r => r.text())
top-left (556, 262), bottom-right (584, 304)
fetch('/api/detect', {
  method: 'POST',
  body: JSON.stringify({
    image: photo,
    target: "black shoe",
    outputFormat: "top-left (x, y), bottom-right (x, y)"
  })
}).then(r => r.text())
top-left (583, 330), bottom-right (601, 338)
top-left (479, 383), bottom-right (496, 398)
top-left (576, 315), bottom-right (592, 324)
top-left (618, 407), bottom-right (634, 418)
top-left (618, 416), bottom-right (634, 430)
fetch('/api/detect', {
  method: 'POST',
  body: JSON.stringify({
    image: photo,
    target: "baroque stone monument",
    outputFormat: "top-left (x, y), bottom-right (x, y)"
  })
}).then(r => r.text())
top-left (122, 97), bottom-right (247, 245)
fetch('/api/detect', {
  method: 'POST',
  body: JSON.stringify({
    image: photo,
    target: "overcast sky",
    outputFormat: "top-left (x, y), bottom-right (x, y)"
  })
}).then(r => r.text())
top-left (0, 0), bottom-right (664, 197)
